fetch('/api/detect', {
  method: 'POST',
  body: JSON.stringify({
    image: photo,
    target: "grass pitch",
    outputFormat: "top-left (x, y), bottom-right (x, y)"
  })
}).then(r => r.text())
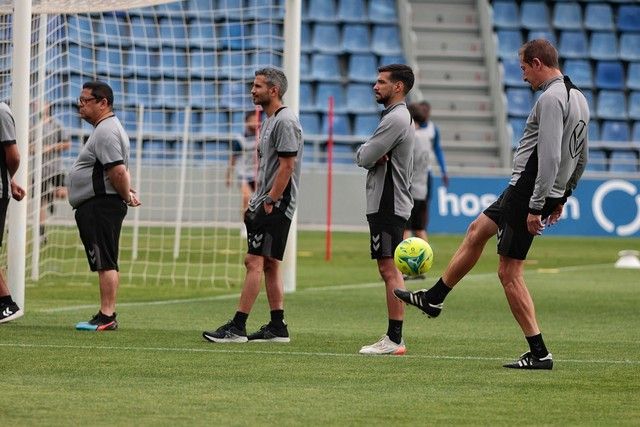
top-left (1, 232), bottom-right (639, 425)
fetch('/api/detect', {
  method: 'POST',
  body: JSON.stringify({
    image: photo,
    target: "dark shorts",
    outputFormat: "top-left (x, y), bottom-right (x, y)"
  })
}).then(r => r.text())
top-left (74, 196), bottom-right (127, 271)
top-left (0, 198), bottom-right (8, 247)
top-left (406, 199), bottom-right (427, 231)
top-left (483, 186), bottom-right (562, 260)
top-left (244, 205), bottom-right (292, 261)
top-left (367, 213), bottom-right (406, 259)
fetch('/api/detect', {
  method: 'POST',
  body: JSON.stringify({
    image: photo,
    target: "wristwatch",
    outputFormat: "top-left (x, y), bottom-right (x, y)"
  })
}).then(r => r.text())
top-left (264, 195), bottom-right (276, 206)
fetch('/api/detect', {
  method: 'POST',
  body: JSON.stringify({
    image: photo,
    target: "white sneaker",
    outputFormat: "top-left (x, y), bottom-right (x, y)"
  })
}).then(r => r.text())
top-left (359, 335), bottom-right (406, 355)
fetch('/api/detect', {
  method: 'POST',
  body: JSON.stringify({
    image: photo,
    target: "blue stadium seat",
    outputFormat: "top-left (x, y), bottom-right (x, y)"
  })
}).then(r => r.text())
top-left (589, 121), bottom-right (600, 141)
top-left (130, 16), bottom-right (159, 48)
top-left (346, 83), bottom-right (377, 113)
top-left (348, 54), bottom-right (378, 83)
top-left (300, 53), bottom-right (311, 81)
top-left (251, 51), bottom-right (282, 69)
top-left (379, 55), bottom-right (406, 66)
top-left (331, 143), bottom-right (356, 164)
top-left (597, 91), bottom-right (627, 120)
top-left (312, 24), bottom-right (343, 54)
top-left (52, 105), bottom-right (82, 129)
top-left (198, 112), bottom-right (228, 135)
top-left (492, 2), bottom-right (520, 29)
top-left (589, 32), bottom-right (619, 61)
top-left (497, 30), bottom-right (523, 60)
top-left (595, 61), bottom-right (625, 90)
top-left (563, 59), bottom-right (592, 89)
top-left (628, 63), bottom-right (640, 91)
top-left (171, 110), bottom-right (201, 134)
top-left (299, 82), bottom-right (315, 112)
top-left (502, 59), bottom-right (527, 87)
top-left (126, 47), bottom-right (160, 78)
top-left (154, 1), bottom-right (183, 16)
top-left (310, 54), bottom-right (341, 82)
top-left (315, 83), bottom-right (346, 113)
top-left (301, 22), bottom-right (312, 52)
top-left (299, 112), bottom-right (320, 135)
top-left (253, 23), bottom-right (283, 49)
top-left (354, 114), bottom-right (380, 137)
top-left (160, 49), bottom-right (188, 78)
top-left (218, 0), bottom-right (244, 20)
top-left (142, 110), bottom-right (170, 135)
top-left (337, 0), bottom-right (368, 23)
top-left (601, 120), bottom-right (630, 144)
top-left (218, 51), bottom-right (251, 79)
top-left (219, 22), bottom-right (252, 50)
top-left (119, 109), bottom-right (138, 134)
top-left (96, 49), bottom-right (125, 76)
top-left (633, 122), bottom-right (640, 142)
top-left (342, 24), bottom-right (371, 53)
top-left (371, 25), bottom-right (403, 56)
top-left (617, 5), bottom-right (640, 32)
top-left (158, 17), bottom-right (188, 48)
top-left (585, 150), bottom-right (607, 172)
top-left (620, 34), bottom-right (640, 62)
top-left (369, 0), bottom-right (398, 24)
top-left (629, 92), bottom-right (640, 120)
top-left (109, 80), bottom-right (124, 101)
top-left (609, 152), bottom-right (638, 173)
top-left (246, 0), bottom-right (285, 20)
top-left (558, 31), bottom-right (588, 59)
top-left (219, 81), bottom-right (251, 110)
top-left (552, 2), bottom-right (582, 30)
top-left (95, 16), bottom-right (131, 47)
top-left (66, 44), bottom-right (95, 74)
top-left (520, 2), bottom-right (550, 30)
top-left (125, 80), bottom-right (152, 107)
top-left (527, 30), bottom-right (556, 45)
top-left (307, 0), bottom-right (337, 22)
top-left (189, 18), bottom-right (217, 49)
top-left (509, 118), bottom-right (527, 149)
top-left (66, 16), bottom-right (92, 44)
top-left (190, 50), bottom-right (216, 79)
top-left (230, 111), bottom-right (248, 135)
top-left (190, 81), bottom-right (217, 109)
top-left (582, 89), bottom-right (596, 119)
top-left (506, 88), bottom-right (533, 117)
top-left (321, 113), bottom-right (351, 136)
top-left (155, 81), bottom-right (188, 108)
top-left (584, 3), bottom-right (614, 31)
top-left (187, 0), bottom-right (215, 14)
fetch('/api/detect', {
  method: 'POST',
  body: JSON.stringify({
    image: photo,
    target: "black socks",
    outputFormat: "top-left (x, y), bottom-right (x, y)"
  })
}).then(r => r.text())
top-left (526, 333), bottom-right (549, 359)
top-left (426, 278), bottom-right (452, 304)
top-left (387, 319), bottom-right (403, 344)
top-left (233, 311), bottom-right (249, 329)
top-left (270, 309), bottom-right (285, 327)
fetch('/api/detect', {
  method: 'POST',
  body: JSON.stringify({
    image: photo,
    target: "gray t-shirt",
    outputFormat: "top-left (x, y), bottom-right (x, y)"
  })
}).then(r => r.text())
top-left (0, 102), bottom-right (16, 200)
top-left (411, 126), bottom-right (432, 200)
top-left (68, 115), bottom-right (130, 208)
top-left (248, 106), bottom-right (303, 220)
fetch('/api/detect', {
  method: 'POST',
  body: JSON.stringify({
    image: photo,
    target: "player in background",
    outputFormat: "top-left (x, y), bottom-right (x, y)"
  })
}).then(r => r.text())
top-left (227, 110), bottom-right (259, 238)
top-left (356, 64), bottom-right (415, 355)
top-left (0, 102), bottom-right (27, 324)
top-left (395, 40), bottom-right (589, 369)
top-left (203, 68), bottom-right (303, 343)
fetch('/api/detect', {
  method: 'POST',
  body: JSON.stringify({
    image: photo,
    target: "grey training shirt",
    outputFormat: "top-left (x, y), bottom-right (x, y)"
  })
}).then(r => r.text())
top-left (0, 102), bottom-right (16, 200)
top-left (68, 115), bottom-right (130, 208)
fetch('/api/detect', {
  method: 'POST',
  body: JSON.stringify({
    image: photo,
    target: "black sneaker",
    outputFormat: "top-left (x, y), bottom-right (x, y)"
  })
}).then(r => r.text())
top-left (0, 301), bottom-right (22, 324)
top-left (202, 320), bottom-right (248, 343)
top-left (503, 352), bottom-right (553, 370)
top-left (393, 288), bottom-right (443, 318)
top-left (76, 311), bottom-right (118, 331)
top-left (247, 322), bottom-right (290, 343)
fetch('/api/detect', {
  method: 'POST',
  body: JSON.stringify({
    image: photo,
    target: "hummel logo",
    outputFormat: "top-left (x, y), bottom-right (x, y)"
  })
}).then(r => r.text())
top-left (372, 242), bottom-right (380, 251)
top-left (2, 307), bottom-right (13, 317)
top-left (372, 234), bottom-right (380, 243)
top-left (497, 228), bottom-right (503, 244)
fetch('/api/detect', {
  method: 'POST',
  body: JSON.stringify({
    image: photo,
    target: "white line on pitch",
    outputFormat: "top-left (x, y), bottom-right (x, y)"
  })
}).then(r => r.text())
top-left (1, 342), bottom-right (638, 365)
top-left (38, 262), bottom-right (615, 313)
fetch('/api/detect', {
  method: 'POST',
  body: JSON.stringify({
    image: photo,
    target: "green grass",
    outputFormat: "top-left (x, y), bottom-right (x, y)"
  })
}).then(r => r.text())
top-left (2, 232), bottom-right (640, 425)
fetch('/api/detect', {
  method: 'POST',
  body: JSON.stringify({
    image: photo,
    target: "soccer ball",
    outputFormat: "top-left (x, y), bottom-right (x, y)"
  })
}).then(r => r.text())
top-left (394, 237), bottom-right (433, 276)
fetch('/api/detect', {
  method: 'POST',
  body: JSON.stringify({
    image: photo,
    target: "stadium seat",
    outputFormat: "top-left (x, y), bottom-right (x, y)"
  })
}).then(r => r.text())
top-left (315, 83), bottom-right (346, 113)
top-left (128, 48), bottom-right (161, 78)
top-left (130, 16), bottom-right (159, 48)
top-left (307, 0), bottom-right (337, 23)
top-left (202, 141), bottom-right (230, 162)
top-left (582, 89), bottom-right (596, 119)
top-left (589, 121), bottom-right (600, 142)
top-left (331, 143), bottom-right (356, 164)
top-left (321, 113), bottom-right (351, 136)
top-left (589, 32), bottom-right (619, 61)
top-left (190, 81), bottom-right (217, 109)
top-left (155, 81), bottom-right (188, 108)
top-left (629, 92), bottom-right (640, 120)
top-left (96, 48), bottom-right (125, 76)
top-left (189, 18), bottom-right (217, 49)
top-left (337, 0), bottom-right (368, 23)
top-left (52, 105), bottom-right (82, 130)
top-left (160, 49), bottom-right (188, 78)
top-left (609, 152), bottom-right (638, 173)
top-left (299, 82), bottom-right (315, 112)
top-left (617, 5), bottom-right (640, 32)
top-left (348, 54), bottom-right (378, 83)
top-left (219, 22), bottom-right (252, 50)
top-left (600, 120), bottom-right (630, 144)
top-left (597, 91), bottom-right (627, 120)
top-left (502, 59), bottom-right (527, 87)
top-left (300, 53), bottom-right (311, 81)
top-left (346, 83), bottom-right (377, 114)
top-left (119, 109), bottom-right (138, 134)
top-left (311, 24), bottom-right (343, 54)
top-left (299, 112), bottom-right (320, 135)
top-left (66, 44), bottom-right (95, 74)
top-left (154, 1), bottom-right (183, 17)
top-left (66, 16), bottom-right (93, 44)
top-left (253, 23), bottom-right (283, 49)
top-left (506, 88), bottom-right (533, 117)
top-left (218, 0), bottom-right (244, 20)
top-left (492, 1), bottom-right (520, 29)
top-left (95, 16), bottom-right (131, 47)
top-left (158, 17), bottom-right (188, 48)
top-left (552, 2), bottom-right (582, 30)
top-left (563, 59), bottom-right (592, 89)
top-left (310, 54), bottom-right (342, 82)
top-left (187, 0), bottom-right (215, 14)
top-left (342, 24), bottom-right (371, 54)
top-left (369, 0), bottom-right (398, 24)
top-left (142, 110), bottom-right (170, 135)
top-left (558, 31), bottom-right (588, 59)
top-left (354, 114), bottom-right (380, 137)
top-left (171, 110), bottom-right (201, 134)
top-left (301, 23), bottom-right (312, 52)
top-left (251, 51), bottom-right (282, 69)
top-left (628, 63), bottom-right (640, 91)
top-left (218, 51), bottom-right (251, 79)
top-left (520, 2), bottom-right (550, 30)
top-left (633, 122), bottom-right (640, 142)
top-left (198, 111), bottom-right (228, 135)
top-left (190, 50), bottom-right (216, 79)
top-left (527, 29), bottom-right (556, 45)
top-left (125, 80), bottom-right (152, 107)
top-left (585, 150), bottom-right (607, 172)
top-left (246, 0), bottom-right (285, 20)
top-left (371, 25), bottom-right (403, 56)
top-left (496, 30), bottom-right (523, 60)
top-left (379, 55), bottom-right (406, 66)
top-left (219, 81), bottom-right (251, 110)
top-left (584, 3), bottom-right (614, 31)
top-left (620, 34), bottom-right (640, 62)
top-left (509, 118), bottom-right (527, 149)
top-left (595, 61), bottom-right (625, 90)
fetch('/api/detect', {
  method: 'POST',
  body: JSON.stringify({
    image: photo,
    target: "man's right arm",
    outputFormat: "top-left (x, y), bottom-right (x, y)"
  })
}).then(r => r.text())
top-left (356, 117), bottom-right (396, 169)
top-left (3, 143), bottom-right (20, 177)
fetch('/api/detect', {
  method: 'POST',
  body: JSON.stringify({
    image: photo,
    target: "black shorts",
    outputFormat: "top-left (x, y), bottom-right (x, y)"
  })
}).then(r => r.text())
top-left (0, 198), bottom-right (9, 247)
top-left (406, 199), bottom-right (427, 231)
top-left (367, 213), bottom-right (406, 259)
top-left (244, 205), bottom-right (292, 261)
top-left (483, 186), bottom-right (562, 260)
top-left (74, 196), bottom-right (127, 271)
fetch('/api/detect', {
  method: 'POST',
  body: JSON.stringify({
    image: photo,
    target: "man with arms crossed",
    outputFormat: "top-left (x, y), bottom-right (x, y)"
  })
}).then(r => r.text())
top-left (203, 68), bottom-right (303, 343)
top-left (396, 40), bottom-right (589, 369)
top-left (356, 64), bottom-right (415, 355)
top-left (69, 81), bottom-right (141, 331)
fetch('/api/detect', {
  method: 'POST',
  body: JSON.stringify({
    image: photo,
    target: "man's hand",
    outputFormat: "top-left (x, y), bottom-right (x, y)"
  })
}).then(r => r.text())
top-left (375, 154), bottom-right (389, 165)
top-left (127, 189), bottom-right (142, 207)
top-left (527, 213), bottom-right (544, 236)
top-left (546, 204), bottom-right (564, 227)
top-left (10, 179), bottom-right (25, 201)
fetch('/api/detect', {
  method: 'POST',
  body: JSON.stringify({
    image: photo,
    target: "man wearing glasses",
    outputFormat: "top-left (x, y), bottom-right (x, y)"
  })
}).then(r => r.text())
top-left (68, 81), bottom-right (141, 331)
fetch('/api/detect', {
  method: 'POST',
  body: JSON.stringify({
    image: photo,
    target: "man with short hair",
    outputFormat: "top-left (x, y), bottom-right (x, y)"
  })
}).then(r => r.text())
top-left (396, 40), bottom-right (589, 369)
top-left (0, 102), bottom-right (26, 324)
top-left (69, 81), bottom-right (141, 331)
top-left (203, 67), bottom-right (303, 343)
top-left (356, 64), bottom-right (415, 355)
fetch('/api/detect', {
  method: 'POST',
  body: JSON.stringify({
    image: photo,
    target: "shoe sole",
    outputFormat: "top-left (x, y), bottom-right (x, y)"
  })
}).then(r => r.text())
top-left (393, 290), bottom-right (441, 318)
top-left (75, 321), bottom-right (118, 331)
top-left (248, 337), bottom-right (290, 343)
top-left (358, 348), bottom-right (406, 356)
top-left (202, 333), bottom-right (248, 343)
top-left (0, 308), bottom-right (23, 324)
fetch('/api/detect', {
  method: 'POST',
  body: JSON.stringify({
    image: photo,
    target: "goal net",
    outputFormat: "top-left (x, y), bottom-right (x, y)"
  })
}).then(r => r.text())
top-left (0, 0), bottom-right (298, 292)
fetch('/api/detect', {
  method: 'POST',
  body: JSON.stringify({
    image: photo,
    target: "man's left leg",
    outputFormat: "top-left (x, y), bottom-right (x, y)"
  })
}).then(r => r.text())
top-left (0, 270), bottom-right (21, 324)
top-left (247, 257), bottom-right (290, 342)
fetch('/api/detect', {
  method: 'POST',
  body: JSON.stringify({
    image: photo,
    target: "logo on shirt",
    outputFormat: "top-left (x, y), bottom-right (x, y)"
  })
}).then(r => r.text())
top-left (569, 120), bottom-right (586, 159)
